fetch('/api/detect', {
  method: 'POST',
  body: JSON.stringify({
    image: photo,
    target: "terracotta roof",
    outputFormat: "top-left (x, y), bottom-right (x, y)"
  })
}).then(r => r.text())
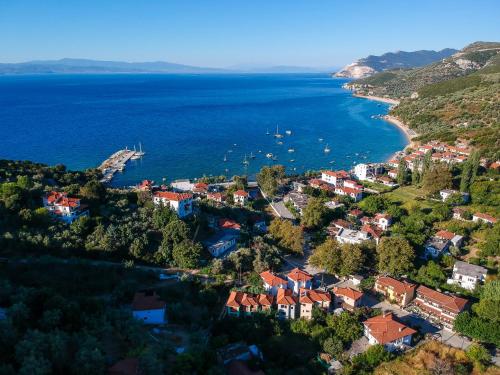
top-left (339, 186), bottom-right (362, 195)
top-left (234, 190), bottom-right (249, 197)
top-left (240, 293), bottom-right (260, 307)
top-left (361, 224), bottom-right (383, 239)
top-left (260, 271), bottom-right (287, 287)
top-left (109, 358), bottom-right (140, 375)
top-left (435, 230), bottom-right (455, 240)
top-left (374, 213), bottom-right (391, 221)
top-left (363, 313), bottom-right (416, 345)
top-left (207, 192), bottom-right (223, 200)
top-left (474, 212), bottom-right (497, 223)
top-left (45, 191), bottom-right (81, 207)
top-left (153, 191), bottom-right (192, 201)
top-left (219, 218), bottom-right (241, 230)
top-left (226, 291), bottom-right (274, 309)
top-left (287, 268), bottom-right (313, 282)
top-left (349, 209), bottom-right (363, 217)
top-left (333, 287), bottom-right (364, 301)
top-left (226, 291), bottom-right (244, 309)
top-left (416, 285), bottom-right (468, 313)
top-left (334, 219), bottom-right (352, 229)
top-left (131, 291), bottom-right (166, 311)
top-left (309, 178), bottom-right (324, 186)
top-left (323, 170), bottom-right (350, 178)
top-left (299, 288), bottom-right (331, 304)
top-left (376, 276), bottom-right (416, 295)
top-left (258, 294), bottom-right (274, 306)
top-left (276, 288), bottom-right (298, 305)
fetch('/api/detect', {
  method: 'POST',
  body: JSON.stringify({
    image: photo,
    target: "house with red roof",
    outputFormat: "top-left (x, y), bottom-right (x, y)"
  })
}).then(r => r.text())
top-left (207, 192), bottom-right (224, 203)
top-left (132, 291), bottom-right (167, 325)
top-left (363, 313), bottom-right (416, 352)
top-left (321, 170), bottom-right (350, 186)
top-left (43, 191), bottom-right (89, 224)
top-left (286, 268), bottom-right (313, 294)
top-left (334, 186), bottom-right (363, 202)
top-left (375, 276), bottom-right (416, 307)
top-left (412, 285), bottom-right (468, 330)
top-left (333, 287), bottom-right (364, 310)
top-left (137, 179), bottom-right (153, 192)
top-left (225, 291), bottom-right (274, 317)
top-left (472, 212), bottom-right (497, 226)
top-left (276, 288), bottom-right (298, 319)
top-left (219, 218), bottom-right (241, 230)
top-left (299, 289), bottom-right (331, 319)
top-left (260, 271), bottom-right (288, 296)
top-left (348, 209), bottom-right (364, 219)
top-left (373, 213), bottom-right (392, 231)
top-left (153, 191), bottom-right (193, 218)
top-left (233, 190), bottom-right (249, 205)
top-left (192, 182), bottom-right (209, 194)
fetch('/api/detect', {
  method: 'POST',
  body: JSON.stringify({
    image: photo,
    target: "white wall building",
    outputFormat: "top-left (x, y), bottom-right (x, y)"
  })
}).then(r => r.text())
top-left (153, 191), bottom-right (193, 218)
top-left (286, 268), bottom-right (313, 294)
top-left (447, 261), bottom-right (487, 290)
top-left (363, 313), bottom-right (416, 352)
top-left (132, 291), bottom-right (167, 325)
top-left (354, 163), bottom-right (383, 181)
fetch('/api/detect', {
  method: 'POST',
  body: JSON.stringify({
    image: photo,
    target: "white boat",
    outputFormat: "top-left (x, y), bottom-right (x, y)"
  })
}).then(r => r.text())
top-left (130, 145), bottom-right (141, 160)
top-left (243, 154), bottom-right (249, 165)
top-left (250, 152), bottom-right (256, 159)
top-left (324, 144), bottom-right (331, 153)
top-left (223, 154), bottom-right (227, 162)
top-left (136, 142), bottom-right (145, 156)
top-left (318, 138), bottom-right (323, 142)
top-left (277, 141), bottom-right (283, 145)
top-left (266, 153), bottom-right (273, 159)
top-left (288, 148), bottom-right (295, 153)
top-left (285, 130), bottom-right (292, 135)
top-left (290, 159), bottom-right (295, 162)
top-left (266, 128), bottom-right (270, 135)
top-left (274, 124), bottom-right (283, 138)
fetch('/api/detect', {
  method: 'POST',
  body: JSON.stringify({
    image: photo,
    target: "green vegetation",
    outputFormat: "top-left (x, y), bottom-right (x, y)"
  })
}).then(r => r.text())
top-left (268, 218), bottom-right (304, 255)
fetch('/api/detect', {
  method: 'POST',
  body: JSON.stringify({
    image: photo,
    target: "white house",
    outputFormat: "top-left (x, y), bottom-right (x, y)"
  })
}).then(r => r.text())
top-left (233, 190), bottom-right (249, 205)
top-left (363, 313), bottom-right (416, 352)
top-left (354, 163), bottom-right (383, 181)
top-left (321, 170), bottom-right (350, 186)
top-left (153, 191), bottom-right (193, 218)
top-left (472, 213), bottom-right (497, 226)
top-left (373, 213), bottom-right (392, 231)
top-left (260, 270), bottom-right (288, 296)
top-left (43, 191), bottom-right (89, 224)
top-left (333, 287), bottom-right (364, 310)
top-left (132, 291), bottom-right (167, 325)
top-left (334, 186), bottom-right (363, 202)
top-left (447, 261), bottom-right (487, 291)
top-left (424, 236), bottom-right (450, 259)
top-left (336, 228), bottom-right (371, 245)
top-left (276, 288), bottom-right (298, 319)
top-left (286, 268), bottom-right (313, 294)
top-left (439, 189), bottom-right (470, 203)
top-left (203, 230), bottom-right (239, 258)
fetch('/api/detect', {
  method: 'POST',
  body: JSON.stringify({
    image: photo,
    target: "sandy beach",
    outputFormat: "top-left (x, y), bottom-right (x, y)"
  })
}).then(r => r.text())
top-left (353, 93), bottom-right (400, 105)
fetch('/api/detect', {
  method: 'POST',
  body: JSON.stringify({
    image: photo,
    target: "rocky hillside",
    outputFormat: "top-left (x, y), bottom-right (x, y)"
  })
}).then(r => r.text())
top-left (335, 48), bottom-right (457, 79)
top-left (350, 42), bottom-right (500, 159)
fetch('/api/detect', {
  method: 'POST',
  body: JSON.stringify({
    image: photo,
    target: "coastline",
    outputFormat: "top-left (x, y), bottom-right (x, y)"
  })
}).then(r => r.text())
top-left (353, 93), bottom-right (400, 105)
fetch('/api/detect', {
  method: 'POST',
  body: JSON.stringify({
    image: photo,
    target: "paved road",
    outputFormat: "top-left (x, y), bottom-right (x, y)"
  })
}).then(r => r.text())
top-left (270, 200), bottom-right (295, 220)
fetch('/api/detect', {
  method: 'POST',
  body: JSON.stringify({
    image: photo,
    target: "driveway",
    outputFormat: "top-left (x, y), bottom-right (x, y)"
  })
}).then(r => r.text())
top-left (270, 200), bottom-right (295, 220)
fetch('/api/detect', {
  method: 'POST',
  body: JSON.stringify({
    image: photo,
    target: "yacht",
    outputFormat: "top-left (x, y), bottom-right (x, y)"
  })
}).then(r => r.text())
top-left (274, 124), bottom-right (283, 138)
top-left (250, 152), bottom-right (256, 159)
top-left (288, 148), bottom-right (295, 153)
top-left (285, 130), bottom-right (292, 135)
top-left (266, 153), bottom-right (273, 159)
top-left (277, 141), bottom-right (283, 145)
top-left (324, 144), bottom-right (331, 153)
top-left (223, 154), bottom-right (227, 162)
top-left (243, 154), bottom-right (249, 165)
top-left (318, 138), bottom-right (324, 142)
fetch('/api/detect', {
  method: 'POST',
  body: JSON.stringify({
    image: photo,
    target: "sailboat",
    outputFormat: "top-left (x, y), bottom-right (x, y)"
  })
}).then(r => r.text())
top-left (223, 154), bottom-right (227, 162)
top-left (242, 154), bottom-right (249, 165)
top-left (285, 130), bottom-right (292, 135)
top-left (324, 144), bottom-right (331, 153)
top-left (266, 128), bottom-right (270, 135)
top-left (131, 145), bottom-right (140, 159)
top-left (274, 124), bottom-right (283, 138)
top-left (250, 152), bottom-right (256, 159)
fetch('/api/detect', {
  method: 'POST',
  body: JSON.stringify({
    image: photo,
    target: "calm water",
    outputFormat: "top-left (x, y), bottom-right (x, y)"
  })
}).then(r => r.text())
top-left (0, 74), bottom-right (406, 186)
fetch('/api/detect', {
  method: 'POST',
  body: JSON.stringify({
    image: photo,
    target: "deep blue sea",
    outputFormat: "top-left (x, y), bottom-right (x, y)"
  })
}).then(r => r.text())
top-left (0, 74), bottom-right (407, 186)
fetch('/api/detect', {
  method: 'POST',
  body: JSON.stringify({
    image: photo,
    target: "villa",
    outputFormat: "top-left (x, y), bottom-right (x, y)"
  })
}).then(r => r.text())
top-left (132, 291), bottom-right (167, 325)
top-left (192, 182), bottom-right (209, 194)
top-left (233, 190), bottom-right (249, 205)
top-left (363, 313), bottom-right (416, 352)
top-left (43, 191), bottom-right (89, 224)
top-left (204, 229), bottom-right (239, 258)
top-left (336, 227), bottom-right (371, 245)
top-left (354, 163), bottom-right (384, 181)
top-left (439, 189), bottom-right (469, 203)
top-left (447, 261), bottom-right (487, 291)
top-left (424, 236), bottom-right (450, 259)
top-left (373, 213), bottom-right (392, 231)
top-left (260, 270), bottom-right (288, 296)
top-left (153, 191), bottom-right (193, 218)
top-left (334, 186), bottom-right (363, 202)
top-left (225, 291), bottom-right (274, 317)
top-left (321, 170), bottom-right (350, 186)
top-left (276, 288), bottom-right (299, 319)
top-left (375, 276), bottom-right (416, 307)
top-left (207, 192), bottom-right (224, 203)
top-left (299, 289), bottom-right (332, 320)
top-left (287, 268), bottom-right (313, 294)
top-left (435, 230), bottom-right (463, 248)
top-left (472, 212), bottom-right (497, 225)
top-left (333, 287), bottom-right (364, 310)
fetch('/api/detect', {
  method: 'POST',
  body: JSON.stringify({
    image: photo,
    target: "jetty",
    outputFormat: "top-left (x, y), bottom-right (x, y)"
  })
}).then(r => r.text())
top-left (98, 148), bottom-right (136, 183)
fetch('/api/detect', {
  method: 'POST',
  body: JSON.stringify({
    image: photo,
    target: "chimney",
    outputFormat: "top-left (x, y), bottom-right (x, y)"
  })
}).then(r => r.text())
top-left (399, 327), bottom-right (404, 332)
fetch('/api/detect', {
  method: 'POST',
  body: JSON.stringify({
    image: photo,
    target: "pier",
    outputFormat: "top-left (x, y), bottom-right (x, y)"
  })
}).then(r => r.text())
top-left (98, 148), bottom-right (137, 183)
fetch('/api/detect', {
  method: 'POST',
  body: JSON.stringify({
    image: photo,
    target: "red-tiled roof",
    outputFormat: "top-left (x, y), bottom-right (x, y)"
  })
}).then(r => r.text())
top-left (258, 294), bottom-right (274, 306)
top-left (363, 313), bottom-right (416, 345)
top-left (376, 276), bottom-right (416, 295)
top-left (132, 292), bottom-right (166, 311)
top-left (276, 288), bottom-right (297, 305)
top-left (323, 170), bottom-right (350, 178)
top-left (299, 288), bottom-right (331, 304)
top-left (226, 291), bottom-right (274, 309)
top-left (234, 190), bottom-right (249, 197)
top-left (109, 358), bottom-right (140, 375)
top-left (361, 224), bottom-right (383, 238)
top-left (219, 218), bottom-right (241, 230)
top-left (334, 219), bottom-right (352, 229)
top-left (374, 213), bottom-right (391, 221)
top-left (416, 285), bottom-right (468, 313)
top-left (474, 212), bottom-right (497, 223)
top-left (287, 268), bottom-right (313, 282)
top-left (349, 209), bottom-right (363, 217)
top-left (207, 192), bottom-right (223, 200)
top-left (435, 230), bottom-right (455, 240)
top-left (154, 191), bottom-right (192, 201)
top-left (333, 287), bottom-right (364, 301)
top-left (260, 271), bottom-right (287, 287)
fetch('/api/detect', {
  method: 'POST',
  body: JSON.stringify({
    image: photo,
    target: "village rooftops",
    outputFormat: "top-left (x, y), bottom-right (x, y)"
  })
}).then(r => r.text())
top-left (416, 285), bottom-right (468, 314)
top-left (219, 218), bottom-right (241, 230)
top-left (226, 291), bottom-right (274, 309)
top-left (333, 287), bottom-right (364, 301)
top-left (322, 170), bottom-right (350, 178)
top-left (276, 288), bottom-right (298, 305)
top-left (435, 230), bottom-right (456, 240)
top-left (363, 313), bottom-right (416, 345)
top-left (153, 191), bottom-right (193, 201)
top-left (473, 212), bottom-right (497, 224)
top-left (376, 276), bottom-right (416, 295)
top-left (299, 288), bottom-right (331, 304)
top-left (287, 268), bottom-right (313, 282)
top-left (452, 261), bottom-right (488, 280)
top-left (45, 191), bottom-right (81, 207)
top-left (132, 291), bottom-right (166, 311)
top-left (260, 271), bottom-right (287, 287)
top-left (234, 190), bottom-right (249, 197)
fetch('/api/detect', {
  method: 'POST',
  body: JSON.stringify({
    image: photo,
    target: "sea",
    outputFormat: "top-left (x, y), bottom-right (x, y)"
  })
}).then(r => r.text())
top-left (0, 73), bottom-right (407, 186)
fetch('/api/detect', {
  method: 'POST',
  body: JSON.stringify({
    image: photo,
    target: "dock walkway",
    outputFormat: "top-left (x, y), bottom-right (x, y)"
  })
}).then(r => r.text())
top-left (98, 149), bottom-right (136, 183)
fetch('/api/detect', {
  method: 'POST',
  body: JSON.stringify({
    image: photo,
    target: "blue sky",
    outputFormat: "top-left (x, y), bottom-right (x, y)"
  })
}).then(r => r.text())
top-left (1, 0), bottom-right (499, 67)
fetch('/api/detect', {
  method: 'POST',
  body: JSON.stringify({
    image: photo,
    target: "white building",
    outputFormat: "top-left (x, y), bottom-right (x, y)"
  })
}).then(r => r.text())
top-left (363, 313), bottom-right (416, 352)
top-left (132, 291), bottom-right (167, 325)
top-left (286, 268), bottom-right (313, 294)
top-left (439, 189), bottom-right (470, 203)
top-left (276, 288), bottom-right (298, 319)
top-left (260, 271), bottom-right (288, 296)
top-left (153, 191), bottom-right (193, 218)
top-left (334, 186), bottom-right (363, 202)
top-left (43, 191), bottom-right (89, 224)
top-left (233, 190), bottom-right (249, 205)
top-left (336, 228), bottom-right (371, 245)
top-left (321, 170), bottom-right (350, 186)
top-left (203, 230), bottom-right (239, 258)
top-left (354, 163), bottom-right (383, 181)
top-left (373, 213), bottom-right (392, 231)
top-left (447, 261), bottom-right (487, 291)
top-left (472, 213), bottom-right (497, 226)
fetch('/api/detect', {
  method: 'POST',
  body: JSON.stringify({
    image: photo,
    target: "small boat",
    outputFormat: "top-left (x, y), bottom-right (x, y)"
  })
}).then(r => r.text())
top-left (290, 159), bottom-right (295, 162)
top-left (258, 150), bottom-right (262, 153)
top-left (285, 130), bottom-right (292, 135)
top-left (288, 148), bottom-right (295, 153)
top-left (277, 141), bottom-right (283, 145)
top-left (228, 149), bottom-right (233, 153)
top-left (329, 160), bottom-right (335, 164)
top-left (223, 154), bottom-right (227, 162)
top-left (233, 143), bottom-right (237, 146)
top-left (318, 138), bottom-right (323, 142)
top-left (266, 128), bottom-right (270, 135)
top-left (266, 153), bottom-right (273, 159)
top-left (324, 144), bottom-right (331, 153)
top-left (250, 152), bottom-right (256, 159)
top-left (274, 124), bottom-right (283, 138)
top-left (243, 154), bottom-right (249, 165)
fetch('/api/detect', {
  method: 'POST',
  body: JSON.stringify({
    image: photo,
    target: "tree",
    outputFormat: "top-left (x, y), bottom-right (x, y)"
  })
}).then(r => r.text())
top-left (157, 219), bottom-right (190, 263)
top-left (340, 244), bottom-right (365, 277)
top-left (79, 180), bottom-right (106, 201)
top-left (310, 238), bottom-right (342, 275)
top-left (358, 195), bottom-right (389, 215)
top-left (466, 343), bottom-right (491, 371)
top-left (323, 336), bottom-right (343, 358)
top-left (480, 223), bottom-right (500, 257)
top-left (268, 218), bottom-right (304, 255)
top-left (416, 261), bottom-right (446, 288)
top-left (257, 165), bottom-right (285, 197)
top-left (396, 158), bottom-right (408, 185)
top-left (423, 163), bottom-right (452, 195)
top-left (301, 198), bottom-right (328, 229)
top-left (351, 344), bottom-right (393, 372)
top-left (325, 311), bottom-right (363, 344)
top-left (474, 280), bottom-right (500, 322)
top-left (377, 237), bottom-right (415, 276)
top-left (152, 205), bottom-right (175, 229)
top-left (172, 240), bottom-right (202, 269)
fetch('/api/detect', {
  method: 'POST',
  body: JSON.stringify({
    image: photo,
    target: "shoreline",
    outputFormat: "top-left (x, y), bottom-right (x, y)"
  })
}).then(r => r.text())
top-left (353, 93), bottom-right (400, 105)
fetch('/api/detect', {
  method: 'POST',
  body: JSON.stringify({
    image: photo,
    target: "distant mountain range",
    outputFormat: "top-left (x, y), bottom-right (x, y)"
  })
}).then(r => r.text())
top-left (335, 48), bottom-right (458, 79)
top-left (0, 58), bottom-right (331, 75)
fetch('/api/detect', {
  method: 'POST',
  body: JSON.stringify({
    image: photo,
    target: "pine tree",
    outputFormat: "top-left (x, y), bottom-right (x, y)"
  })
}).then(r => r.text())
top-left (396, 159), bottom-right (408, 185)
